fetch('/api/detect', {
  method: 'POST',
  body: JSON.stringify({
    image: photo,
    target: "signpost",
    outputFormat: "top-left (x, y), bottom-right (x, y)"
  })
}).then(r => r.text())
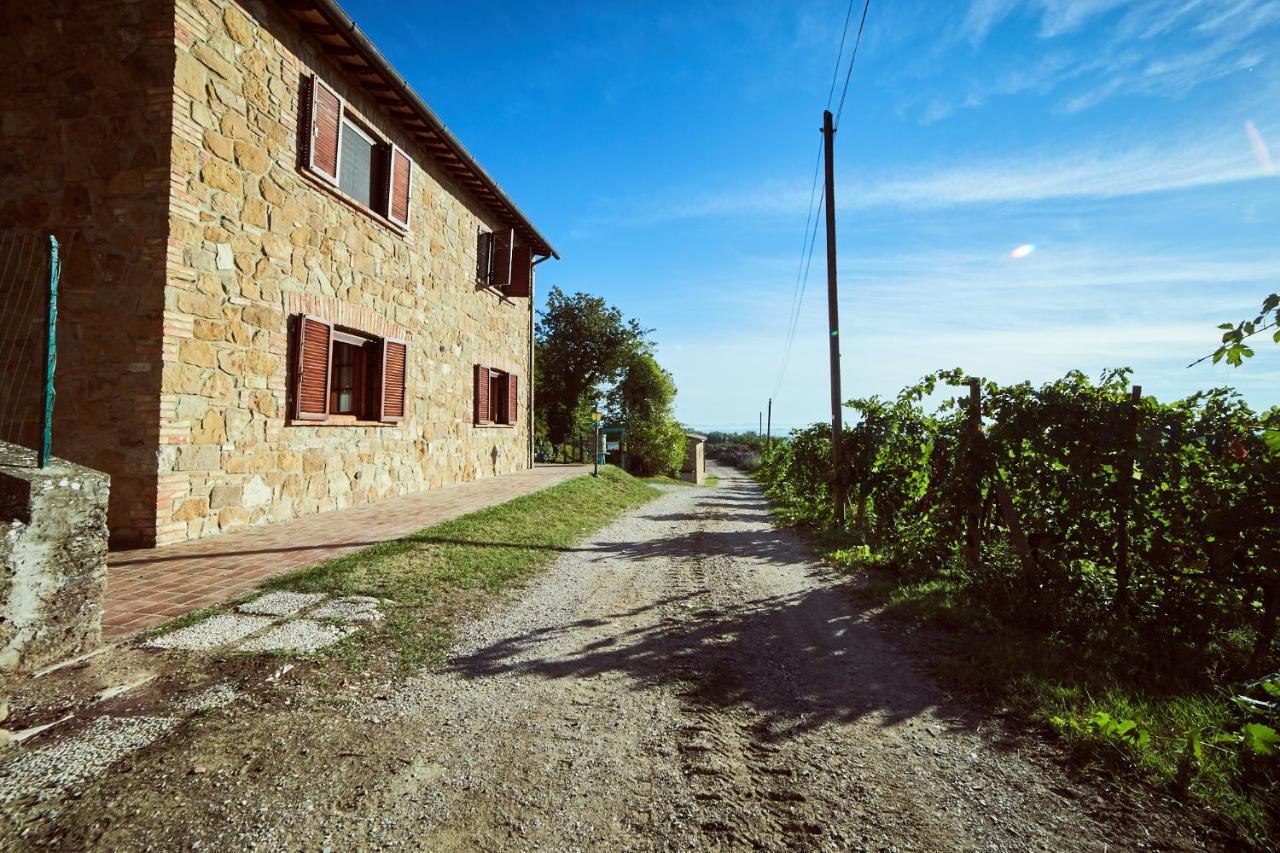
top-left (591, 408), bottom-right (602, 477)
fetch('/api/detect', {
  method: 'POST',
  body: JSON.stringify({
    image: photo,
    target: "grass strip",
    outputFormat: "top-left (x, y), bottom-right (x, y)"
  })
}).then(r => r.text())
top-left (264, 466), bottom-right (659, 671)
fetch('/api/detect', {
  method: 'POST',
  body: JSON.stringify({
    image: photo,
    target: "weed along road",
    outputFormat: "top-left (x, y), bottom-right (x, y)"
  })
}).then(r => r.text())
top-left (5, 466), bottom-right (1208, 850)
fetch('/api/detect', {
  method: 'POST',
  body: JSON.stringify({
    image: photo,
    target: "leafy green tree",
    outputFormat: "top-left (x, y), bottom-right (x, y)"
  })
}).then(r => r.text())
top-left (535, 287), bottom-right (650, 442)
top-left (608, 352), bottom-right (685, 477)
top-left (1192, 293), bottom-right (1280, 367)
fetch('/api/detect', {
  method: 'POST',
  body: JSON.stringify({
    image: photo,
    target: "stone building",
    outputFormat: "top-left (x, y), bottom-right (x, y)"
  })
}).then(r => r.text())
top-left (0, 0), bottom-right (556, 547)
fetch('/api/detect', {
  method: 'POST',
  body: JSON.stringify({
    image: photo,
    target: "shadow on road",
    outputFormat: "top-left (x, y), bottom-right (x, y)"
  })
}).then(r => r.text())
top-left (450, 472), bottom-right (967, 743)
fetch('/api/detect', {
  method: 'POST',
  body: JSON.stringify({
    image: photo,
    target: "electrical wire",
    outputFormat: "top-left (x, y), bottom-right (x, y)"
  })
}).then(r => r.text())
top-left (770, 0), bottom-right (861, 401)
top-left (834, 0), bottom-right (873, 127)
top-left (771, 0), bottom-right (872, 402)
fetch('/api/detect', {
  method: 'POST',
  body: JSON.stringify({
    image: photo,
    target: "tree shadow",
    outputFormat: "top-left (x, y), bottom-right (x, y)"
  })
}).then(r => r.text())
top-left (451, 547), bottom-right (973, 743)
top-left (447, 468), bottom-right (987, 743)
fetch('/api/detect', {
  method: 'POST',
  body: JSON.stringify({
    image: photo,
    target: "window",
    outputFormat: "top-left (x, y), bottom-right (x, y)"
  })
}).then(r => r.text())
top-left (329, 331), bottom-right (372, 416)
top-left (474, 365), bottom-right (519, 426)
top-left (302, 74), bottom-right (412, 229)
top-left (475, 227), bottom-right (534, 298)
top-left (338, 118), bottom-right (376, 208)
top-left (488, 370), bottom-right (507, 424)
top-left (292, 315), bottom-right (407, 424)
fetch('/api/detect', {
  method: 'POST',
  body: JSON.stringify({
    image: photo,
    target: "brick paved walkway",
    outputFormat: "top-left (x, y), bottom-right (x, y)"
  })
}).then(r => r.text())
top-left (104, 464), bottom-right (591, 641)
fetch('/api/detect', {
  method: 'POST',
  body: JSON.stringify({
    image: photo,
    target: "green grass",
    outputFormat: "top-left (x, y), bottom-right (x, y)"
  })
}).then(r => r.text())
top-left (264, 465), bottom-right (659, 671)
top-left (641, 474), bottom-right (694, 486)
top-left (821, 548), bottom-right (1277, 849)
top-left (134, 606), bottom-right (220, 642)
top-left (705, 475), bottom-right (719, 487)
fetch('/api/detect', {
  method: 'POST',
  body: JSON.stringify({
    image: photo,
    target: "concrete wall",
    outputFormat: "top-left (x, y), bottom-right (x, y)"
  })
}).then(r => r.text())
top-left (155, 0), bottom-right (534, 545)
top-left (0, 0), bottom-right (175, 547)
top-left (681, 437), bottom-right (706, 485)
top-left (0, 442), bottom-right (109, 672)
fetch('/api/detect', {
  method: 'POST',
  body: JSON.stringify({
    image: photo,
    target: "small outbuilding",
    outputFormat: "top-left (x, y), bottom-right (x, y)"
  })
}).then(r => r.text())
top-left (681, 433), bottom-right (707, 485)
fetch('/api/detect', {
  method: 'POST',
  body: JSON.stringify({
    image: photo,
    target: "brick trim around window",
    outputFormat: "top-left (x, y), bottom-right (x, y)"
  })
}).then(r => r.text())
top-left (299, 72), bottom-right (412, 232)
top-left (473, 363), bottom-right (519, 427)
top-left (289, 312), bottom-right (408, 426)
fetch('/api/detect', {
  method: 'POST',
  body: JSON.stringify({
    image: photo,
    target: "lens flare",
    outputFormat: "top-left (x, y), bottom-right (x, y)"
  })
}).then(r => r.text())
top-left (1245, 121), bottom-right (1275, 174)
top-left (1010, 243), bottom-right (1035, 259)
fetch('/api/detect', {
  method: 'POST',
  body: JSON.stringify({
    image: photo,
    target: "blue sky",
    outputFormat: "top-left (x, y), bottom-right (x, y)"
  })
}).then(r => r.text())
top-left (341, 0), bottom-right (1280, 433)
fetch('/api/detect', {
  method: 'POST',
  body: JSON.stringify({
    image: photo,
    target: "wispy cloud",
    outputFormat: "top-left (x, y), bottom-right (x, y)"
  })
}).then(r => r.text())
top-left (661, 241), bottom-right (1280, 426)
top-left (939, 0), bottom-right (1279, 119)
top-left (607, 123), bottom-right (1277, 224)
top-left (853, 132), bottom-right (1273, 208)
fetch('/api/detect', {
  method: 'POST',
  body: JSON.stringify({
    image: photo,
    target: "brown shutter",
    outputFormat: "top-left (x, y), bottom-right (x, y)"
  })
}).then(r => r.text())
top-left (294, 314), bottom-right (332, 420)
top-left (506, 373), bottom-right (519, 425)
top-left (307, 75), bottom-right (342, 183)
top-left (507, 244), bottom-right (532, 298)
top-left (375, 140), bottom-right (392, 215)
top-left (474, 365), bottom-right (490, 424)
top-left (380, 338), bottom-right (407, 422)
top-left (475, 228), bottom-right (493, 285)
top-left (489, 228), bottom-right (513, 291)
top-left (388, 146), bottom-right (411, 227)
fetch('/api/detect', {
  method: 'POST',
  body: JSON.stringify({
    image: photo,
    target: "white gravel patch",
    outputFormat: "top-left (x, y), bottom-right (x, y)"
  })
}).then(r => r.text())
top-left (145, 614), bottom-right (275, 651)
top-left (238, 591), bottom-right (326, 617)
top-left (172, 683), bottom-right (240, 713)
top-left (0, 716), bottom-right (177, 804)
top-left (310, 595), bottom-right (382, 623)
top-left (236, 619), bottom-right (356, 654)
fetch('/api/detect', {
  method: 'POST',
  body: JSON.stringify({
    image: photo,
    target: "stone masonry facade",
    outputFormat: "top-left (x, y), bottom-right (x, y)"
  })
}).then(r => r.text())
top-left (1, 0), bottom-right (543, 547)
top-left (0, 0), bottom-right (174, 546)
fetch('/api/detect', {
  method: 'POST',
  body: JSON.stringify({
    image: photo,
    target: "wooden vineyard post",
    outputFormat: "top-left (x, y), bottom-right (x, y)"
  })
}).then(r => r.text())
top-left (964, 378), bottom-right (982, 570)
top-left (993, 474), bottom-right (1039, 591)
top-left (1114, 385), bottom-right (1141, 620)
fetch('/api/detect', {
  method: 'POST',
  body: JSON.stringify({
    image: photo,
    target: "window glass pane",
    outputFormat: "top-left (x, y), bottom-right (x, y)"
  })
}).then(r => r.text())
top-left (331, 341), bottom-right (358, 415)
top-left (339, 118), bottom-right (375, 207)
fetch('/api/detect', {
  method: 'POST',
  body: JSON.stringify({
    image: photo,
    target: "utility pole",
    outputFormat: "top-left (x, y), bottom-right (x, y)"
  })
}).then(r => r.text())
top-left (822, 109), bottom-right (846, 527)
top-left (758, 411), bottom-right (763, 437)
top-left (766, 398), bottom-right (772, 453)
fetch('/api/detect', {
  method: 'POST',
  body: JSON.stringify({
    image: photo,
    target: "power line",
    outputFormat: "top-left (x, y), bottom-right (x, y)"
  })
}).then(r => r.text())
top-left (771, 0), bottom-right (861, 401)
top-left (771, 158), bottom-right (823, 400)
top-left (825, 0), bottom-right (858, 109)
top-left (833, 0), bottom-right (873, 127)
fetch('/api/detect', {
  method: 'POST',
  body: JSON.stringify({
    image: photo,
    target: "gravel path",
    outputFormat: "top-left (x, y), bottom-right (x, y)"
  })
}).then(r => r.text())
top-left (6, 464), bottom-right (1209, 850)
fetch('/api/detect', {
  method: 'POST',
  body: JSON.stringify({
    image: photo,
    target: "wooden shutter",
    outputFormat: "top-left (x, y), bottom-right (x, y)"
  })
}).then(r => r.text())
top-left (474, 365), bottom-right (490, 424)
top-left (489, 228), bottom-right (513, 291)
top-left (380, 338), bottom-right (407, 422)
top-left (388, 145), bottom-right (411, 227)
top-left (307, 75), bottom-right (342, 183)
top-left (507, 244), bottom-right (532, 298)
top-left (506, 373), bottom-right (519, 425)
top-left (476, 228), bottom-right (493, 285)
top-left (294, 314), bottom-right (332, 420)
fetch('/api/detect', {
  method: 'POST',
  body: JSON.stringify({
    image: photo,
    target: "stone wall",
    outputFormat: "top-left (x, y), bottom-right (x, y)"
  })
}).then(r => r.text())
top-left (158, 0), bottom-right (535, 544)
top-left (0, 0), bottom-right (175, 547)
top-left (0, 442), bottom-right (110, 672)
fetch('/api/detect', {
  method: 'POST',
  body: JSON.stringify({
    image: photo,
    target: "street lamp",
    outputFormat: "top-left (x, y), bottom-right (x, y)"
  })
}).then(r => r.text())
top-left (591, 409), bottom-right (602, 477)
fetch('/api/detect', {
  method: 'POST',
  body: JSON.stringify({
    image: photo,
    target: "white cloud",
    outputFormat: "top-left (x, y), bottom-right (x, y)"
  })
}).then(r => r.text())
top-left (663, 243), bottom-right (1280, 428)
top-left (939, 0), bottom-right (1279, 119)
top-left (852, 133), bottom-right (1273, 208)
top-left (612, 124), bottom-right (1277, 224)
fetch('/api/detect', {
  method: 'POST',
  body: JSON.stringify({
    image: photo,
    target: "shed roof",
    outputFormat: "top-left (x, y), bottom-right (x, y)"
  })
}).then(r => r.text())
top-left (274, 0), bottom-right (558, 259)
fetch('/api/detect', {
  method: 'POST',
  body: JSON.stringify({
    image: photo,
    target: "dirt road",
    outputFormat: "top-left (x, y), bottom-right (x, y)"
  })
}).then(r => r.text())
top-left (10, 465), bottom-right (1207, 850)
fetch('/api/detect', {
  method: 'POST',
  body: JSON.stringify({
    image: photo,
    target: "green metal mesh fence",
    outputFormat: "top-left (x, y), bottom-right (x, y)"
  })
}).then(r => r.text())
top-left (0, 230), bottom-right (60, 467)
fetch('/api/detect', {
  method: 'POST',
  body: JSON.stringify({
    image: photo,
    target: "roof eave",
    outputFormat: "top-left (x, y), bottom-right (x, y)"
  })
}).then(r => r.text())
top-left (273, 0), bottom-right (559, 259)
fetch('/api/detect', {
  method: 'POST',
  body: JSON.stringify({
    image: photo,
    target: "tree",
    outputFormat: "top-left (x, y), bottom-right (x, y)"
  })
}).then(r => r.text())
top-left (1191, 293), bottom-right (1280, 367)
top-left (609, 352), bottom-right (686, 477)
top-left (535, 287), bottom-right (650, 443)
